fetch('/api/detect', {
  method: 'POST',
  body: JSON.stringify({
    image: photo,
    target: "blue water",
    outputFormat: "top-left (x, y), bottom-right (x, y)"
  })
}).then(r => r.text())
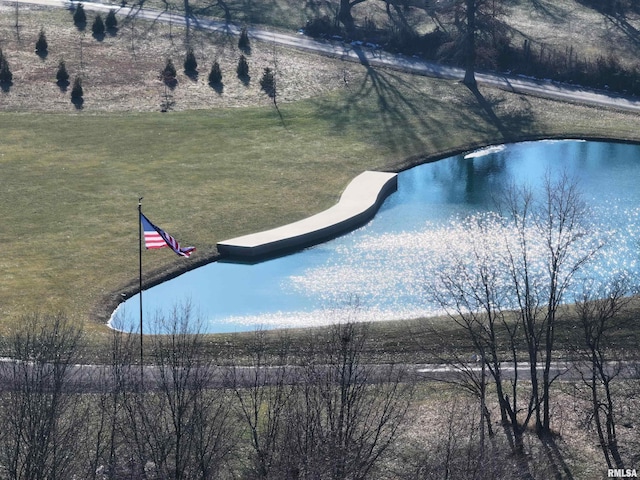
top-left (111, 140), bottom-right (640, 334)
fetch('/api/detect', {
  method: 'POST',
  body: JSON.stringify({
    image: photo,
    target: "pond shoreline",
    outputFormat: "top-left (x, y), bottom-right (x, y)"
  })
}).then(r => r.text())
top-left (95, 134), bottom-right (640, 330)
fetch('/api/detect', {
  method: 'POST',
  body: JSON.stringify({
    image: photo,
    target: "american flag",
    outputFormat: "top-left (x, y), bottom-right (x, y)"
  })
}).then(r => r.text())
top-left (140, 212), bottom-right (195, 258)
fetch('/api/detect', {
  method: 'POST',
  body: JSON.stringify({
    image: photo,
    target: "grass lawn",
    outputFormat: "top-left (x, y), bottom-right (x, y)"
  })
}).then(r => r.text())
top-left (1, 5), bottom-right (640, 353)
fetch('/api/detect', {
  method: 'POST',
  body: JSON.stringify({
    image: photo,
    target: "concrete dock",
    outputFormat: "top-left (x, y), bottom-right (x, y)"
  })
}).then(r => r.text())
top-left (217, 170), bottom-right (398, 261)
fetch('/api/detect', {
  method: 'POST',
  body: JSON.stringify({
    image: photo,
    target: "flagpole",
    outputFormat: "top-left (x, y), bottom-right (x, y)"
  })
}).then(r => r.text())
top-left (138, 197), bottom-right (144, 384)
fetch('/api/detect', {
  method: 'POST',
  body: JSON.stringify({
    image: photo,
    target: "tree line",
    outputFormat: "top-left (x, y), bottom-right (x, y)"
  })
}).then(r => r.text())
top-left (2, 6), bottom-right (276, 108)
top-left (304, 0), bottom-right (640, 95)
top-left (0, 312), bottom-right (415, 480)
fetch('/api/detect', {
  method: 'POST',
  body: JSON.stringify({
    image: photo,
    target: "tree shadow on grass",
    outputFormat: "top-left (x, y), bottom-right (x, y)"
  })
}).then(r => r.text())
top-left (539, 433), bottom-right (575, 480)
top-left (57, 79), bottom-right (70, 92)
top-left (107, 25), bottom-right (119, 37)
top-left (209, 80), bottom-right (223, 94)
top-left (575, 1), bottom-right (640, 48)
top-left (461, 82), bottom-right (536, 143)
top-left (464, 83), bottom-right (514, 143)
top-left (185, 69), bottom-right (199, 81)
top-left (310, 45), bottom-right (536, 172)
top-left (71, 96), bottom-right (84, 110)
top-left (238, 73), bottom-right (250, 87)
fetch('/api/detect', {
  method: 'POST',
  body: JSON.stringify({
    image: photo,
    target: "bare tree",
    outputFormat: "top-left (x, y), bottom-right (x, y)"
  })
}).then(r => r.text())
top-left (84, 326), bottom-right (139, 480)
top-left (501, 172), bottom-right (603, 436)
top-left (429, 172), bottom-right (607, 449)
top-left (291, 322), bottom-right (413, 480)
top-left (429, 213), bottom-right (535, 454)
top-left (463, 0), bottom-right (477, 86)
top-left (120, 303), bottom-right (235, 480)
top-left (574, 278), bottom-right (631, 469)
top-left (338, 0), bottom-right (368, 32)
top-left (430, 0), bottom-right (507, 80)
top-left (0, 314), bottom-right (85, 480)
top-left (230, 329), bottom-right (294, 480)
top-left (231, 321), bottom-right (412, 480)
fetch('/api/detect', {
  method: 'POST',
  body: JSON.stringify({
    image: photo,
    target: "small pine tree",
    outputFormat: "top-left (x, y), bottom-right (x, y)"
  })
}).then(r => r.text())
top-left (208, 60), bottom-right (222, 85)
top-left (0, 49), bottom-right (13, 84)
top-left (92, 14), bottom-right (105, 37)
top-left (71, 76), bottom-right (83, 100)
top-left (56, 59), bottom-right (70, 84)
top-left (0, 62), bottom-right (12, 85)
top-left (73, 3), bottom-right (86, 27)
top-left (260, 67), bottom-right (276, 99)
top-left (184, 48), bottom-right (197, 74)
top-left (238, 26), bottom-right (250, 51)
top-left (105, 9), bottom-right (117, 31)
top-left (237, 54), bottom-right (249, 79)
top-left (35, 28), bottom-right (48, 55)
top-left (162, 58), bottom-right (177, 87)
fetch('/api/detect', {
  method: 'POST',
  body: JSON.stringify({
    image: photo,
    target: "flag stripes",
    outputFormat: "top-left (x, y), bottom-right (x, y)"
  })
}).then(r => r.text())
top-left (140, 212), bottom-right (195, 257)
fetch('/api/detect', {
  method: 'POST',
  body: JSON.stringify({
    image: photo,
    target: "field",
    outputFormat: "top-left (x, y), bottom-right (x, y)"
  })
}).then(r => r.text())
top-left (1, 1), bottom-right (640, 343)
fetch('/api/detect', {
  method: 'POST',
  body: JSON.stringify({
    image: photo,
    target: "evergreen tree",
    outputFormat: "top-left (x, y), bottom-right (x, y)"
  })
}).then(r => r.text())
top-left (260, 67), bottom-right (276, 99)
top-left (0, 62), bottom-right (12, 85)
top-left (238, 26), bottom-right (250, 52)
top-left (0, 49), bottom-right (13, 84)
top-left (92, 14), bottom-right (105, 37)
top-left (236, 54), bottom-right (249, 79)
top-left (56, 59), bottom-right (70, 85)
top-left (71, 76), bottom-right (83, 100)
top-left (105, 9), bottom-right (118, 31)
top-left (161, 58), bottom-right (177, 87)
top-left (183, 48), bottom-right (197, 74)
top-left (35, 28), bottom-right (48, 55)
top-left (208, 60), bottom-right (222, 85)
top-left (73, 3), bottom-right (86, 28)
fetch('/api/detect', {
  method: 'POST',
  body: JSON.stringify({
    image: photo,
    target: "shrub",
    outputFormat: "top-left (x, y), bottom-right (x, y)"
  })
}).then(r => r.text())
top-left (161, 58), bottom-right (177, 87)
top-left (0, 62), bottom-right (12, 85)
top-left (260, 67), bottom-right (276, 99)
top-left (208, 60), bottom-right (222, 85)
top-left (0, 49), bottom-right (12, 84)
top-left (304, 15), bottom-right (339, 38)
top-left (236, 54), bottom-right (249, 79)
top-left (35, 28), bottom-right (48, 55)
top-left (238, 27), bottom-right (250, 51)
top-left (73, 3), bottom-right (86, 28)
top-left (71, 77), bottom-right (83, 99)
top-left (184, 48), bottom-right (197, 74)
top-left (105, 9), bottom-right (117, 31)
top-left (56, 59), bottom-right (70, 85)
top-left (92, 14), bottom-right (105, 37)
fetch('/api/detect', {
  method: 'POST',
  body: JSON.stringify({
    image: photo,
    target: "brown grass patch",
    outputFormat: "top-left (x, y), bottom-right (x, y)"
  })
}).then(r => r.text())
top-left (0, 4), bottom-right (350, 112)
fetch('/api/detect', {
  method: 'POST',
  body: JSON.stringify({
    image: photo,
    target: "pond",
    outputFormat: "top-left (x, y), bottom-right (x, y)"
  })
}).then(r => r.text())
top-left (111, 140), bottom-right (640, 334)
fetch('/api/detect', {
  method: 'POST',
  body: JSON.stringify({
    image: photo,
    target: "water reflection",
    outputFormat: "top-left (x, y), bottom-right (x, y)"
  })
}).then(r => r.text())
top-left (111, 140), bottom-right (640, 334)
